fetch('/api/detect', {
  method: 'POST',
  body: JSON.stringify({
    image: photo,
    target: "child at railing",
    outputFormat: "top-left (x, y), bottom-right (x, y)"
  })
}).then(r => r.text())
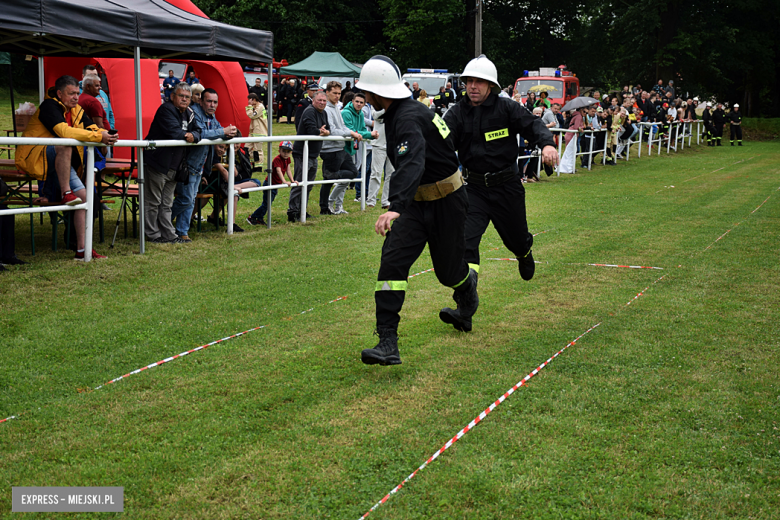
top-left (246, 141), bottom-right (297, 226)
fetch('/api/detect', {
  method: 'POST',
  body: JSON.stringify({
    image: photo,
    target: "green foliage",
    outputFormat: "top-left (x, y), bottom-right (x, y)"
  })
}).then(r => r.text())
top-left (194, 0), bottom-right (780, 114)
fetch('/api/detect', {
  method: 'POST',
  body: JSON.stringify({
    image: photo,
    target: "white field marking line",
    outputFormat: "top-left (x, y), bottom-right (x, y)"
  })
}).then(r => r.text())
top-left (701, 185), bottom-right (780, 252)
top-left (485, 258), bottom-right (664, 270)
top-left (360, 273), bottom-right (667, 518)
top-left (485, 257), bottom-right (548, 265)
top-left (1, 296), bottom-right (350, 425)
top-left (681, 156), bottom-right (756, 184)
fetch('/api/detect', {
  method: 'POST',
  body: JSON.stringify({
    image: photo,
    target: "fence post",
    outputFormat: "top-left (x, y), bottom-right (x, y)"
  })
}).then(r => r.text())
top-left (638, 124), bottom-right (643, 158)
top-left (227, 143), bottom-right (235, 235)
top-left (361, 142), bottom-right (367, 211)
top-left (588, 131), bottom-right (594, 170)
top-left (84, 146), bottom-right (95, 262)
top-left (300, 140), bottom-right (310, 223)
top-left (602, 130), bottom-right (607, 165)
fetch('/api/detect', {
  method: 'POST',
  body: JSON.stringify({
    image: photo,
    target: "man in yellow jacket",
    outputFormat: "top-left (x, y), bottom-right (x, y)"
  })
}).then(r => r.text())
top-left (16, 75), bottom-right (116, 259)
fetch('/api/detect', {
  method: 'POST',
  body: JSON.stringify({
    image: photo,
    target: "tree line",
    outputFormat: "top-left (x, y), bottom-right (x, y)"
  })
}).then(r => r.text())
top-left (3, 0), bottom-right (777, 117)
top-left (193, 0), bottom-right (779, 117)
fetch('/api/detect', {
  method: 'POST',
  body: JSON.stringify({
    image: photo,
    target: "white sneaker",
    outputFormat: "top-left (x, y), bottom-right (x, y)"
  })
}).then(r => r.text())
top-left (334, 207), bottom-right (349, 215)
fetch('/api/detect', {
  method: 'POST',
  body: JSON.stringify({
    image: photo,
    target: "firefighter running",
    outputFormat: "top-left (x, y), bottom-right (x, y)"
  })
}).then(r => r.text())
top-left (357, 55), bottom-right (478, 366)
top-left (440, 55), bottom-right (558, 330)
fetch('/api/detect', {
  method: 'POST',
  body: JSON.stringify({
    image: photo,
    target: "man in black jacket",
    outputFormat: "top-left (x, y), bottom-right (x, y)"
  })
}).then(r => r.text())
top-left (287, 91), bottom-right (330, 221)
top-left (712, 103), bottom-right (726, 146)
top-left (248, 77), bottom-right (267, 106)
top-left (357, 55), bottom-right (478, 366)
top-left (143, 82), bottom-right (201, 243)
top-left (442, 55), bottom-right (557, 329)
top-left (294, 83), bottom-right (320, 131)
top-left (702, 103), bottom-right (714, 146)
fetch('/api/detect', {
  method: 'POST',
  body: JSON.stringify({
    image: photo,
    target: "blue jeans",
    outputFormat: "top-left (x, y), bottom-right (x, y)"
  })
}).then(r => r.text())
top-left (251, 179), bottom-right (277, 219)
top-left (171, 171), bottom-right (201, 236)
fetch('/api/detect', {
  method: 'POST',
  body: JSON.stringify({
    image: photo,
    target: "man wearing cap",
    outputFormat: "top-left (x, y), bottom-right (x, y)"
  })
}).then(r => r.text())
top-left (712, 103), bottom-right (726, 146)
top-left (729, 104), bottom-right (742, 146)
top-left (356, 55), bottom-right (478, 366)
top-left (294, 83), bottom-right (320, 132)
top-left (441, 54), bottom-right (557, 326)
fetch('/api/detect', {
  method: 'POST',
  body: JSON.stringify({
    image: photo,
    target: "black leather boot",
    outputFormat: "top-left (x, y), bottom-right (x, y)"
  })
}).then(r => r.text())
top-left (361, 328), bottom-right (402, 365)
top-left (439, 269), bottom-right (480, 332)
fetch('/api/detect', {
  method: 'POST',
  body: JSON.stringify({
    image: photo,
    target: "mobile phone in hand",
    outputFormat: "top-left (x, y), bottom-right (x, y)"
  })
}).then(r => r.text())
top-left (108, 129), bottom-right (118, 135)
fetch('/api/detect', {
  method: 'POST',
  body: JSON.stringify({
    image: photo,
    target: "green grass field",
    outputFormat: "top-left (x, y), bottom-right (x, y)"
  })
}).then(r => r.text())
top-left (1, 110), bottom-right (779, 518)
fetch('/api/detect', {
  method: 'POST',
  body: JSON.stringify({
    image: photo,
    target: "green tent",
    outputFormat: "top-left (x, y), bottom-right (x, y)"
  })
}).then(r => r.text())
top-left (279, 51), bottom-right (361, 77)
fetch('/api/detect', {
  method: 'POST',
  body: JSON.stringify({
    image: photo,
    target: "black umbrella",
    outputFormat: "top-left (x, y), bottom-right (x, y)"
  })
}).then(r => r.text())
top-left (561, 96), bottom-right (599, 112)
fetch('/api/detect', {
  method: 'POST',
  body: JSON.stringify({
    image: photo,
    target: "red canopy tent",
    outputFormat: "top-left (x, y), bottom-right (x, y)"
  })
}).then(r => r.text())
top-left (43, 57), bottom-right (251, 160)
top-left (42, 0), bottom-right (252, 160)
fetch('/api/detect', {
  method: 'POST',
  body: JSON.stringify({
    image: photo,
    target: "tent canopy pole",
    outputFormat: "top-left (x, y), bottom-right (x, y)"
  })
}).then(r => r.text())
top-left (134, 47), bottom-right (146, 254)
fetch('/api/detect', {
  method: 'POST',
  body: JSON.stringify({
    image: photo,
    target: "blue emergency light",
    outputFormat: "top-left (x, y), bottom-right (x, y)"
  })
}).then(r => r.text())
top-left (406, 69), bottom-right (448, 73)
top-left (523, 70), bottom-right (529, 77)
top-left (555, 70), bottom-right (561, 77)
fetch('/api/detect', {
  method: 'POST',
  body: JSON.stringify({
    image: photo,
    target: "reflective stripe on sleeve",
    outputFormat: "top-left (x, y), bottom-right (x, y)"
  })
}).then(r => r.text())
top-left (468, 263), bottom-right (480, 273)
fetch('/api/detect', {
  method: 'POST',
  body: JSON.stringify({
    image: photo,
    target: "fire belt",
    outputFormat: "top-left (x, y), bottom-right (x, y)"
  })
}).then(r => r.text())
top-left (414, 170), bottom-right (464, 201)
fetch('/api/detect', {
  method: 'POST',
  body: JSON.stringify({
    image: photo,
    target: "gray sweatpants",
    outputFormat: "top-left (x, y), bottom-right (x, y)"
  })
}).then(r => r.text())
top-left (144, 165), bottom-right (178, 241)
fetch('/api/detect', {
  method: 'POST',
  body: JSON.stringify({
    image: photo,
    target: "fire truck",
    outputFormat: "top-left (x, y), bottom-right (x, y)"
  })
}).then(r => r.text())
top-left (514, 65), bottom-right (579, 107)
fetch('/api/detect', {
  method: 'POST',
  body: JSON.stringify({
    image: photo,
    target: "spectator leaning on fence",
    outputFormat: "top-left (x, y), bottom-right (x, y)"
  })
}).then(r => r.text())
top-left (319, 81), bottom-right (363, 216)
top-left (143, 82), bottom-right (201, 244)
top-left (287, 91), bottom-right (330, 222)
top-left (342, 92), bottom-right (378, 201)
top-left (170, 87), bottom-right (236, 243)
top-left (15, 75), bottom-right (116, 260)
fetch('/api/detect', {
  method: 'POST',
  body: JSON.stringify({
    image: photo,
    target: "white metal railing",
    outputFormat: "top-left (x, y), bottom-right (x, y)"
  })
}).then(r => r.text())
top-left (550, 128), bottom-right (608, 174)
top-left (0, 134), bottom-right (364, 260)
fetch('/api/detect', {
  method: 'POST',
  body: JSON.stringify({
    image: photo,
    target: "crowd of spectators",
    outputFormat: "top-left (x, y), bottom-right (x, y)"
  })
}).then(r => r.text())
top-left (0, 68), bottom-right (740, 269)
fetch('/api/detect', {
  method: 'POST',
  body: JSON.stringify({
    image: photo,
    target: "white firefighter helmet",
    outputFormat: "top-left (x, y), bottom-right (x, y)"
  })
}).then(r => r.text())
top-left (461, 54), bottom-right (501, 94)
top-left (358, 55), bottom-right (411, 100)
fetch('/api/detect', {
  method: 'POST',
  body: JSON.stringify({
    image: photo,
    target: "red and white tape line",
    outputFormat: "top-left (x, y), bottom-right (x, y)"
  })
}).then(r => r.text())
top-left (360, 273), bottom-right (667, 518)
top-left (486, 258), bottom-right (663, 270)
top-left (1, 296), bottom-right (349, 425)
top-left (407, 268), bottom-right (435, 279)
top-left (582, 263), bottom-right (663, 270)
top-left (702, 185), bottom-right (779, 252)
top-left (358, 323), bottom-right (601, 519)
